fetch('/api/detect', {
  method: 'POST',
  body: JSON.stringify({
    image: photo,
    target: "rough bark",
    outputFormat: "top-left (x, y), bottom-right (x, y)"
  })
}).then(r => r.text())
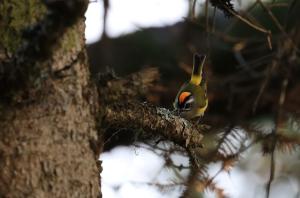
top-left (0, 0), bottom-right (101, 197)
top-left (104, 102), bottom-right (203, 148)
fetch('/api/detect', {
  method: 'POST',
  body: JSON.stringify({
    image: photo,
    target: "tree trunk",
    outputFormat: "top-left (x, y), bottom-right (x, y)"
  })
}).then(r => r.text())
top-left (0, 0), bottom-right (101, 197)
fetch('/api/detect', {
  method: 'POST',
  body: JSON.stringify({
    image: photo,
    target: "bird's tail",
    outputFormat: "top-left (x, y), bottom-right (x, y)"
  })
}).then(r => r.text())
top-left (190, 54), bottom-right (206, 85)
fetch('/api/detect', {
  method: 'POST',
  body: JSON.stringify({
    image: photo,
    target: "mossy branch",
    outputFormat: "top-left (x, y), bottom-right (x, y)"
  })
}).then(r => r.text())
top-left (103, 102), bottom-right (204, 149)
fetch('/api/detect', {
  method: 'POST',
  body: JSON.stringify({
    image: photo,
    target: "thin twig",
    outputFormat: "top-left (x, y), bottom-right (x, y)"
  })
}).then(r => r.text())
top-left (222, 1), bottom-right (274, 50)
top-left (205, 0), bottom-right (210, 33)
top-left (224, 1), bottom-right (258, 34)
top-left (103, 128), bottom-right (125, 145)
top-left (206, 167), bottom-right (223, 187)
top-left (211, 6), bottom-right (217, 34)
top-left (233, 45), bottom-right (261, 78)
top-left (252, 61), bottom-right (277, 113)
top-left (204, 0), bottom-right (211, 54)
top-left (258, 0), bottom-right (299, 51)
top-left (266, 149), bottom-right (275, 198)
top-left (257, 0), bottom-right (285, 33)
top-left (266, 78), bottom-right (289, 198)
top-left (277, 78), bottom-right (289, 121)
top-left (191, 0), bottom-right (197, 20)
top-left (267, 2), bottom-right (289, 8)
top-left (102, 0), bottom-right (109, 38)
top-left (224, 5), bottom-right (270, 35)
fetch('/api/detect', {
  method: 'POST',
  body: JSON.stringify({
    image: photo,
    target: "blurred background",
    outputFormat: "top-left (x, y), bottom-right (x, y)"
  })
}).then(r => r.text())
top-left (84, 0), bottom-right (300, 197)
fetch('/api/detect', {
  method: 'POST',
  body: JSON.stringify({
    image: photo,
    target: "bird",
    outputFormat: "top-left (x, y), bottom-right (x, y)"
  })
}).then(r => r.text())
top-left (173, 53), bottom-right (208, 119)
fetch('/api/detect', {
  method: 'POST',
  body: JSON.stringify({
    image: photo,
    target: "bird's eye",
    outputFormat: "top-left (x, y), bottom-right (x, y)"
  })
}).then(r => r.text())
top-left (184, 102), bottom-right (192, 110)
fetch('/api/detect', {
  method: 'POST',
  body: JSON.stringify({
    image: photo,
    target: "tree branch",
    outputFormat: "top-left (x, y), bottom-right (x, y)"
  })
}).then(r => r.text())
top-left (104, 102), bottom-right (204, 148)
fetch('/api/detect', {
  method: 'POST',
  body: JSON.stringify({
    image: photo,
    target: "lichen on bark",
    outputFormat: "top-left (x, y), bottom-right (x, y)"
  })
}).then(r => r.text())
top-left (0, 0), bottom-right (46, 54)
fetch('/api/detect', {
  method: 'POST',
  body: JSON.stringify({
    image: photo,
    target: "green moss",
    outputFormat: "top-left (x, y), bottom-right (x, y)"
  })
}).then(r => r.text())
top-left (60, 22), bottom-right (83, 55)
top-left (0, 0), bottom-right (46, 53)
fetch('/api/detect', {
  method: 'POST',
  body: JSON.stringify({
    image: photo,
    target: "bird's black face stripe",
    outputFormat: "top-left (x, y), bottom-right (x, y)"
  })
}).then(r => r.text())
top-left (178, 94), bottom-right (194, 110)
top-left (183, 97), bottom-right (194, 110)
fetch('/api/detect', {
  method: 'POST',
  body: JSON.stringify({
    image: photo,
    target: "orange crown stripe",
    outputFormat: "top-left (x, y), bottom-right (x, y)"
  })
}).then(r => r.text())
top-left (179, 92), bottom-right (191, 104)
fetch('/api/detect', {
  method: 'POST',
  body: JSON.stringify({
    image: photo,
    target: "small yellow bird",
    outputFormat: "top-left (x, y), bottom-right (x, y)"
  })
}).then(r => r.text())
top-left (173, 54), bottom-right (208, 119)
